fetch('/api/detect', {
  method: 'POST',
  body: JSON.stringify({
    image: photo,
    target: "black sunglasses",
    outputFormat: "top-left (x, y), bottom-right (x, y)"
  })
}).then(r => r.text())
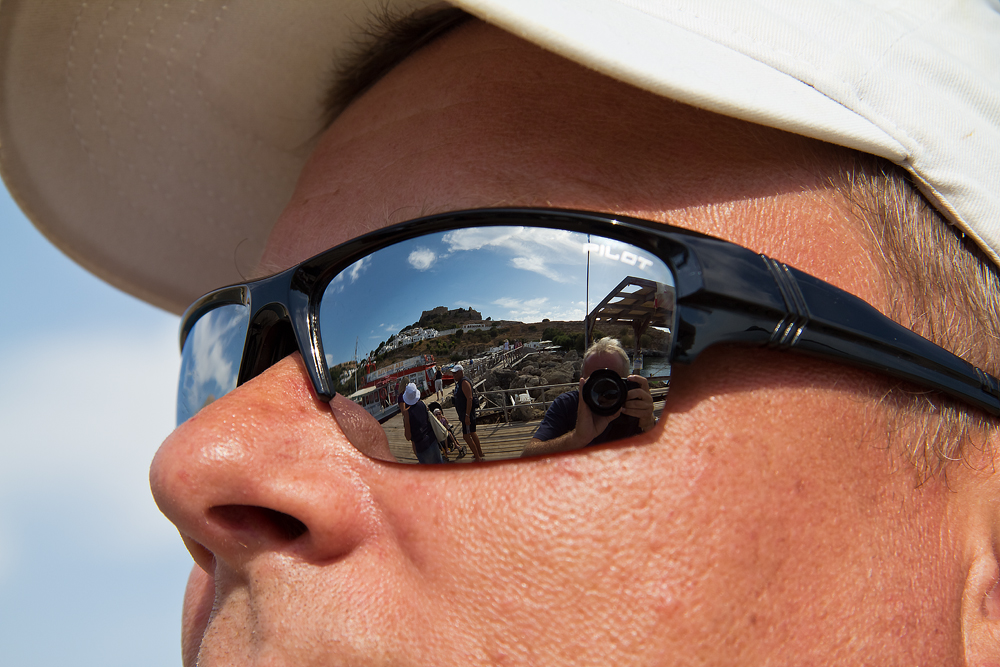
top-left (177, 208), bottom-right (1000, 464)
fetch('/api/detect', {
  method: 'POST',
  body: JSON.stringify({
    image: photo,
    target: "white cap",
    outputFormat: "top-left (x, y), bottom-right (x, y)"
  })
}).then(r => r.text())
top-left (402, 383), bottom-right (421, 406)
top-left (452, 364), bottom-right (464, 373)
top-left (1, 0), bottom-right (997, 313)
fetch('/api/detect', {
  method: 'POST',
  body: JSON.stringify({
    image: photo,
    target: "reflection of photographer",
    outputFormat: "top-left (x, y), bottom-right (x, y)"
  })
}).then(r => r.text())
top-left (523, 338), bottom-right (655, 457)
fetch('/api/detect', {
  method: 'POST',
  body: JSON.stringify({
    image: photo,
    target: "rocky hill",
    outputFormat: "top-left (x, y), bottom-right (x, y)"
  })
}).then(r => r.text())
top-left (439, 349), bottom-right (584, 422)
top-left (413, 306), bottom-right (483, 330)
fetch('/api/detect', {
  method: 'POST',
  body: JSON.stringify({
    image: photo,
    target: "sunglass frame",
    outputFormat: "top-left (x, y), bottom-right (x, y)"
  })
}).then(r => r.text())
top-left (179, 208), bottom-right (1000, 416)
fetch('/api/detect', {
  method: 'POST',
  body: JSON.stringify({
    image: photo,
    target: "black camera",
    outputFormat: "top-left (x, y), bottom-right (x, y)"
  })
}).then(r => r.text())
top-left (581, 368), bottom-right (640, 416)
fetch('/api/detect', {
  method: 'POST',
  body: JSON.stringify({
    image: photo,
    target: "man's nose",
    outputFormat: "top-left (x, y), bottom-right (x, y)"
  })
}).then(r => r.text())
top-left (150, 353), bottom-right (380, 571)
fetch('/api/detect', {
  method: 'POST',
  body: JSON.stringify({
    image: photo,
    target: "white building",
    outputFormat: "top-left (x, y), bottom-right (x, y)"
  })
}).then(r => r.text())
top-left (383, 327), bottom-right (440, 351)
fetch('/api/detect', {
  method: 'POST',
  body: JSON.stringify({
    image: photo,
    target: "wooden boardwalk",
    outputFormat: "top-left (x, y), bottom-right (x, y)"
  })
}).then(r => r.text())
top-left (384, 396), bottom-right (666, 464)
top-left (382, 402), bottom-right (540, 463)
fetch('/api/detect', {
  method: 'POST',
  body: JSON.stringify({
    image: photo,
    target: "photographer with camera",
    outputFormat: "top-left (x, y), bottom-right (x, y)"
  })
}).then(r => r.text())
top-left (523, 338), bottom-right (656, 457)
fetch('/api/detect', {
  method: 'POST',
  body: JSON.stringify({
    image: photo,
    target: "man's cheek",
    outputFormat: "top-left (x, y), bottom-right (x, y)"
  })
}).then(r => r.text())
top-left (181, 565), bottom-right (215, 667)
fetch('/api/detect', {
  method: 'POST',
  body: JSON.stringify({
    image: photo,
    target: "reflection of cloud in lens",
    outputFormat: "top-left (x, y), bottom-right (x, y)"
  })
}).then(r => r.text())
top-left (444, 227), bottom-right (582, 284)
top-left (442, 227), bottom-right (517, 252)
top-left (177, 305), bottom-right (247, 424)
top-left (327, 256), bottom-right (371, 294)
top-left (348, 256), bottom-right (369, 281)
top-left (189, 308), bottom-right (243, 394)
top-left (494, 297), bottom-right (548, 310)
top-left (492, 297), bottom-right (585, 322)
top-left (408, 247), bottom-right (436, 270)
top-left (509, 256), bottom-right (569, 283)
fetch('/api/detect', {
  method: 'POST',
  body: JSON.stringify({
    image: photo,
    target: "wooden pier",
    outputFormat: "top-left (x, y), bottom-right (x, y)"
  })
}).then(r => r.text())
top-left (383, 394), bottom-right (666, 464)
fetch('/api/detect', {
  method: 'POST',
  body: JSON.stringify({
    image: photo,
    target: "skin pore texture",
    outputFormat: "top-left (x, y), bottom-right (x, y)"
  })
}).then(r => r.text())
top-left (150, 20), bottom-right (1000, 667)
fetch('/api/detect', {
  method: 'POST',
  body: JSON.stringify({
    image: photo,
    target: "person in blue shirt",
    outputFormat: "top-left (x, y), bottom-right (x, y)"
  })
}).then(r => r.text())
top-left (524, 338), bottom-right (655, 456)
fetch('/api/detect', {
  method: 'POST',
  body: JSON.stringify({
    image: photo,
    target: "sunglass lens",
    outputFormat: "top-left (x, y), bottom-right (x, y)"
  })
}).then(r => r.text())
top-left (317, 225), bottom-right (675, 463)
top-left (176, 303), bottom-right (251, 425)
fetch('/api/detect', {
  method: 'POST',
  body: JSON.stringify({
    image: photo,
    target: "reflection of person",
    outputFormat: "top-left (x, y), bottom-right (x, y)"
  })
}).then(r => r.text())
top-left (523, 339), bottom-right (655, 457)
top-left (401, 382), bottom-right (443, 464)
top-left (434, 366), bottom-right (444, 400)
top-left (432, 407), bottom-right (464, 459)
top-left (6, 2), bottom-right (1000, 665)
top-left (395, 378), bottom-right (407, 412)
top-left (451, 364), bottom-right (485, 462)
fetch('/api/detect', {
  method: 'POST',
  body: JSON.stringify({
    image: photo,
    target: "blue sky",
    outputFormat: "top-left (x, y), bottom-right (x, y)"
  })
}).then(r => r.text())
top-left (0, 190), bottom-right (192, 666)
top-left (319, 226), bottom-right (674, 366)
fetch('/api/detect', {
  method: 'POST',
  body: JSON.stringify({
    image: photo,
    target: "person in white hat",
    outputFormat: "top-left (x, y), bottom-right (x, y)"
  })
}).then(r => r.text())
top-left (401, 382), bottom-right (444, 464)
top-left (2, 1), bottom-right (999, 665)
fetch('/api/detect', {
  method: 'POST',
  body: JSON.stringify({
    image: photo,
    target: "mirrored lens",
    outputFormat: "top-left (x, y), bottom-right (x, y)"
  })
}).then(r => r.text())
top-left (177, 303), bottom-right (250, 425)
top-left (318, 226), bottom-right (674, 463)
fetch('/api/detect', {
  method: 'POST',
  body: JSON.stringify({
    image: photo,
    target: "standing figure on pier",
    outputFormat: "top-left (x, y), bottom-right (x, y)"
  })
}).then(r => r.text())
top-left (401, 383), bottom-right (443, 465)
top-left (434, 365), bottom-right (444, 401)
top-left (452, 365), bottom-right (485, 462)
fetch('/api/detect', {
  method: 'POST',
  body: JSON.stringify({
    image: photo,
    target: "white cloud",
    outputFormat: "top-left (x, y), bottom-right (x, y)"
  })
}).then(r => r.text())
top-left (407, 247), bottom-right (436, 270)
top-left (0, 325), bottom-right (183, 579)
top-left (510, 256), bottom-right (570, 283)
top-left (326, 255), bottom-right (371, 293)
top-left (491, 297), bottom-right (586, 322)
top-left (442, 227), bottom-right (590, 284)
top-left (493, 296), bottom-right (549, 310)
top-left (186, 305), bottom-right (243, 399)
top-left (444, 226), bottom-right (582, 256)
top-left (348, 256), bottom-right (369, 281)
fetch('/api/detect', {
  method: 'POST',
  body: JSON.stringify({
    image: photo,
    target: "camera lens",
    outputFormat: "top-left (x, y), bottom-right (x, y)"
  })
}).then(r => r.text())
top-left (592, 377), bottom-right (622, 409)
top-left (582, 368), bottom-right (629, 416)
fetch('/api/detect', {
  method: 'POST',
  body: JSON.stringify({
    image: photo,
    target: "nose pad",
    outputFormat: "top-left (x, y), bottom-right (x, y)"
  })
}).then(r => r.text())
top-left (151, 353), bottom-right (378, 571)
top-left (328, 393), bottom-right (395, 462)
top-left (240, 314), bottom-right (298, 384)
top-left (243, 310), bottom-right (395, 462)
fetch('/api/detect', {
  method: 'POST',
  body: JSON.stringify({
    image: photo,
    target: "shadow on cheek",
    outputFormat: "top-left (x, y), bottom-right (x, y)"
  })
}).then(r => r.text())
top-left (182, 565), bottom-right (215, 667)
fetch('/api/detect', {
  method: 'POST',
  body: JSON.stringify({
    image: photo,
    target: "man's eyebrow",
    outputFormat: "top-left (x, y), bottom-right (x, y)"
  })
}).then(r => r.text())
top-left (323, 5), bottom-right (472, 128)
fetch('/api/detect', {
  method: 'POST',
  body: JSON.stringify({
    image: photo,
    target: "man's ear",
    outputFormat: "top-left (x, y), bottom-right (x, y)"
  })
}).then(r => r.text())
top-left (963, 546), bottom-right (1000, 666)
top-left (960, 441), bottom-right (1000, 667)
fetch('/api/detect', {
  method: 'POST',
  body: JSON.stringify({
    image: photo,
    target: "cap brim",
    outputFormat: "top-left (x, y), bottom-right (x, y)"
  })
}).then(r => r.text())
top-left (1, 0), bottom-right (997, 313)
top-left (0, 0), bottom-right (437, 313)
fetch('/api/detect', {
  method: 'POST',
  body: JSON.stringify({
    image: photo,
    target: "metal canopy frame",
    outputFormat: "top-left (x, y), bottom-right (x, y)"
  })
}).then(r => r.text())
top-left (584, 276), bottom-right (674, 369)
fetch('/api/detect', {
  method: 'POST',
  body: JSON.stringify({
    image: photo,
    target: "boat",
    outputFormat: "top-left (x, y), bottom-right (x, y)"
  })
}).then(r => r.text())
top-left (347, 354), bottom-right (440, 422)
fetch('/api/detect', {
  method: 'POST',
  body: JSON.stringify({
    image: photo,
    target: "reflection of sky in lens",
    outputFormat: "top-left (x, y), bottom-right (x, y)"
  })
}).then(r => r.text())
top-left (319, 227), bottom-right (673, 365)
top-left (176, 303), bottom-right (249, 424)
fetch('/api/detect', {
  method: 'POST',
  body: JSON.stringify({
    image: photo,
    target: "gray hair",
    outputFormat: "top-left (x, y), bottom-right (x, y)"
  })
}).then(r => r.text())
top-left (583, 337), bottom-right (631, 376)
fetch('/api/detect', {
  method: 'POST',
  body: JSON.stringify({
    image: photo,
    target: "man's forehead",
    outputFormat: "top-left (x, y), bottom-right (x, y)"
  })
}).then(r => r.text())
top-left (260, 20), bottom-right (871, 301)
top-left (583, 351), bottom-right (628, 374)
top-left (323, 7), bottom-right (472, 129)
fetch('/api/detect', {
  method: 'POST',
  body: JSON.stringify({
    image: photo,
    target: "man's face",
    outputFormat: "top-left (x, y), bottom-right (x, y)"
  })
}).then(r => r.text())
top-left (582, 351), bottom-right (629, 380)
top-left (151, 20), bottom-right (968, 666)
